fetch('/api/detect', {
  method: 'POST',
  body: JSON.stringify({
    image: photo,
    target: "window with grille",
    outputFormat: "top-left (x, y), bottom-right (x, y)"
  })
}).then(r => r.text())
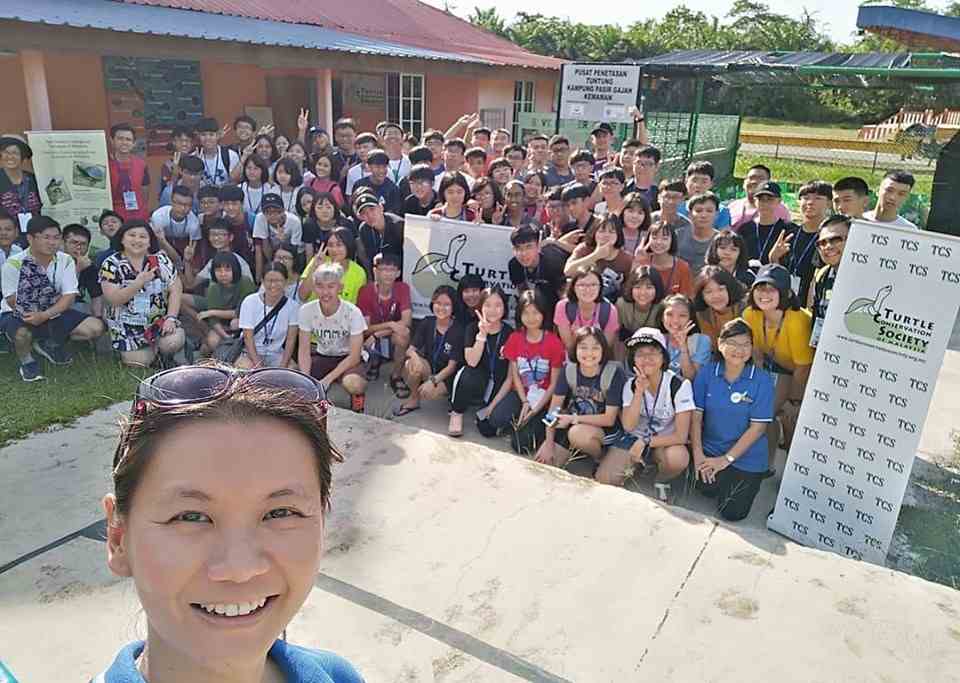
top-left (512, 80), bottom-right (535, 141)
top-left (387, 72), bottom-right (424, 140)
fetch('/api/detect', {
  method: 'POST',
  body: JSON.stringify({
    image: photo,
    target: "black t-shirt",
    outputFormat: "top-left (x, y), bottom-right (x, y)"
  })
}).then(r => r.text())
top-left (462, 321), bottom-right (513, 388)
top-left (402, 193), bottom-right (438, 217)
top-left (555, 364), bottom-right (626, 416)
top-left (411, 316), bottom-right (465, 373)
top-left (740, 218), bottom-right (794, 264)
top-left (77, 263), bottom-right (101, 300)
top-left (782, 225), bottom-right (821, 304)
top-left (624, 181), bottom-right (659, 212)
top-left (301, 218), bottom-right (353, 250)
top-left (353, 177), bottom-right (403, 216)
top-left (358, 213), bottom-right (404, 273)
top-left (508, 248), bottom-right (567, 311)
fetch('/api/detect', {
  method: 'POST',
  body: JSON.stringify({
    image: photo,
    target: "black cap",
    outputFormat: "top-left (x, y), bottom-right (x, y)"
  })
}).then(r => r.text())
top-left (261, 193), bottom-right (285, 211)
top-left (218, 184), bottom-right (244, 202)
top-left (754, 181), bottom-right (782, 199)
top-left (591, 123), bottom-right (614, 136)
top-left (0, 134), bottom-right (32, 160)
top-left (754, 263), bottom-right (791, 291)
top-left (366, 149), bottom-right (390, 165)
top-left (354, 194), bottom-right (381, 213)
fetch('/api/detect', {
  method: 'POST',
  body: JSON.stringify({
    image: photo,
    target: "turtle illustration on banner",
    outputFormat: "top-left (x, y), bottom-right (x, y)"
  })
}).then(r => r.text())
top-left (411, 233), bottom-right (467, 299)
top-left (843, 284), bottom-right (933, 355)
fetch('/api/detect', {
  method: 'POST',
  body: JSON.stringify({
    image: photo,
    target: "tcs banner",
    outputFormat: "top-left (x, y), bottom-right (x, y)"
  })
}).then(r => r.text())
top-left (768, 220), bottom-right (960, 563)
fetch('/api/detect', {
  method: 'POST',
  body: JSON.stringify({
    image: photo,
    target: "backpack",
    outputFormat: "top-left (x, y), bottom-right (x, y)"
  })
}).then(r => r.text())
top-left (564, 360), bottom-right (620, 399)
top-left (219, 145), bottom-right (234, 178)
top-left (565, 299), bottom-right (611, 330)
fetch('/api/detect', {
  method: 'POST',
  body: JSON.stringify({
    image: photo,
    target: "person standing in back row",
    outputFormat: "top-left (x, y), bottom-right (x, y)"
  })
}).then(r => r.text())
top-left (864, 170), bottom-right (918, 230)
top-left (108, 123), bottom-right (152, 222)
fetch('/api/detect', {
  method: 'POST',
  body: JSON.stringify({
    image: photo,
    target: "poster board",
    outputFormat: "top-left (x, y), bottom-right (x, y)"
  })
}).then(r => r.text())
top-left (768, 220), bottom-right (960, 564)
top-left (559, 63), bottom-right (641, 123)
top-left (517, 112), bottom-right (631, 150)
top-left (26, 130), bottom-right (112, 248)
top-left (402, 215), bottom-right (516, 319)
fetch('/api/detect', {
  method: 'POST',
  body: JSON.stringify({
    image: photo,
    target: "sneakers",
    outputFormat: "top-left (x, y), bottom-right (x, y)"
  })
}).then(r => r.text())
top-left (350, 393), bottom-right (366, 413)
top-left (32, 339), bottom-right (72, 366)
top-left (19, 360), bottom-right (44, 382)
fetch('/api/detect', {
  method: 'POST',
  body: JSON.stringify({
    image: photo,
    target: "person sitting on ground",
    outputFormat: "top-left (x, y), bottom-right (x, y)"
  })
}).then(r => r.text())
top-left (354, 193), bottom-right (403, 275)
top-left (428, 172), bottom-right (476, 222)
top-left (692, 317), bottom-right (775, 521)
top-left (616, 265), bottom-right (665, 357)
top-left (650, 178), bottom-right (692, 233)
top-left (693, 266), bottom-right (746, 350)
top-left (471, 177), bottom-right (505, 225)
top-left (447, 286), bottom-right (514, 438)
top-left (403, 163), bottom-right (439, 217)
top-left (727, 163), bottom-right (792, 232)
top-left (659, 293), bottom-right (712, 381)
top-left (299, 228), bottom-right (368, 305)
top-left (480, 289), bottom-right (565, 452)
top-left (151, 184), bottom-right (201, 264)
top-left (594, 167), bottom-right (627, 217)
top-left (807, 214), bottom-right (851, 348)
top-left (253, 192), bottom-right (303, 282)
top-left (271, 246), bottom-right (302, 305)
top-left (865, 169), bottom-right (918, 230)
top-left (705, 228), bottom-right (755, 288)
top-left (455, 273), bottom-right (485, 323)
top-left (94, 210), bottom-right (124, 270)
top-left (0, 208), bottom-right (22, 271)
top-left (393, 285), bottom-right (464, 417)
top-left (742, 264), bottom-right (813, 469)
top-left (62, 223), bottom-right (100, 317)
top-left (357, 252), bottom-right (412, 397)
top-left (236, 261), bottom-right (299, 368)
top-left (300, 191), bottom-right (349, 259)
top-left (633, 222), bottom-right (694, 297)
top-left (99, 219), bottom-right (185, 368)
top-left (353, 149), bottom-right (403, 216)
top-left (198, 251), bottom-right (257, 356)
top-left (563, 216), bottom-right (632, 303)
top-left (832, 176), bottom-right (870, 219)
top-left (554, 266), bottom-right (620, 350)
top-left (677, 161), bottom-right (731, 228)
top-left (769, 180), bottom-right (832, 302)
top-left (96, 363), bottom-right (364, 683)
top-left (676, 192), bottom-right (720, 273)
top-left (597, 327), bottom-right (694, 488)
top-left (183, 218), bottom-right (254, 293)
top-left (508, 225), bottom-right (566, 313)
top-left (1, 216), bottom-right (104, 381)
top-left (297, 261), bottom-right (367, 412)
top-left (738, 181), bottom-right (794, 265)
top-left (618, 192), bottom-right (652, 256)
top-left (533, 326), bottom-right (626, 471)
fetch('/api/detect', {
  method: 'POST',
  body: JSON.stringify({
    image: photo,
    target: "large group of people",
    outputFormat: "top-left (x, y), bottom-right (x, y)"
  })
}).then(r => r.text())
top-left (0, 110), bottom-right (921, 520)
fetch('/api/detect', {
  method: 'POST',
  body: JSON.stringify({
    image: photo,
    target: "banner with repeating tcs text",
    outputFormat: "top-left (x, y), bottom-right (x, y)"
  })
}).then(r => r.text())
top-left (768, 220), bottom-right (960, 564)
top-left (559, 63), bottom-right (641, 123)
top-left (26, 130), bottom-right (112, 249)
top-left (403, 215), bottom-right (516, 319)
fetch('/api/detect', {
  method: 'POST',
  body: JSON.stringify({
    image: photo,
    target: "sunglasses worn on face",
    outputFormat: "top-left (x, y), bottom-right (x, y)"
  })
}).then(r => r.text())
top-left (134, 366), bottom-right (328, 416)
top-left (817, 236), bottom-right (845, 248)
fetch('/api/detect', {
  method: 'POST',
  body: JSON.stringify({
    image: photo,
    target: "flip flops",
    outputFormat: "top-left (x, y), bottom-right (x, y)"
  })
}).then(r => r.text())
top-left (392, 403), bottom-right (420, 417)
top-left (390, 375), bottom-right (411, 399)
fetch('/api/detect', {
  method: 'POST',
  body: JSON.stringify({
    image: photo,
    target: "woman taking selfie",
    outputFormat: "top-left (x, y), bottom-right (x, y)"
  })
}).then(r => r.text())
top-left (96, 364), bottom-right (364, 681)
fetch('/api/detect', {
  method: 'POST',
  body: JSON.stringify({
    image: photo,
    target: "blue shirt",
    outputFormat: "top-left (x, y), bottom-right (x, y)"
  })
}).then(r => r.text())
top-left (93, 639), bottom-right (364, 682)
top-left (677, 202), bottom-right (731, 229)
top-left (692, 360), bottom-right (774, 473)
top-left (667, 333), bottom-right (712, 376)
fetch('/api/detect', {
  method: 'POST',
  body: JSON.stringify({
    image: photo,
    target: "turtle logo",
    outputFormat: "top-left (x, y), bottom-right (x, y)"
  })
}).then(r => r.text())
top-left (843, 284), bottom-right (932, 354)
top-left (411, 233), bottom-right (468, 297)
top-left (845, 285), bottom-right (892, 317)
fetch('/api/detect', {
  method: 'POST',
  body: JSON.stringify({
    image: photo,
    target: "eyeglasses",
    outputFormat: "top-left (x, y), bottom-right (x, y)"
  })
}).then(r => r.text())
top-left (575, 282), bottom-right (601, 290)
top-left (721, 340), bottom-right (753, 350)
top-left (134, 366), bottom-right (328, 416)
top-left (817, 236), bottom-right (845, 248)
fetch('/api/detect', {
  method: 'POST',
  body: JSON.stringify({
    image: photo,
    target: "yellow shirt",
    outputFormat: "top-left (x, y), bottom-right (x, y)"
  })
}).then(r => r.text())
top-left (743, 307), bottom-right (815, 371)
top-left (300, 257), bottom-right (367, 305)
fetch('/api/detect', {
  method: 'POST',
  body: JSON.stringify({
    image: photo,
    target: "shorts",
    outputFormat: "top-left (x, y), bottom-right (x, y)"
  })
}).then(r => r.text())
top-left (1, 309), bottom-right (89, 343)
top-left (309, 353), bottom-right (364, 383)
top-left (555, 424), bottom-right (623, 450)
top-left (612, 432), bottom-right (654, 464)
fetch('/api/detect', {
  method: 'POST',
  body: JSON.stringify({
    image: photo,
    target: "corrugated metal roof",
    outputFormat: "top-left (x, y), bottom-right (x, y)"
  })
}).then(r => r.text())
top-left (1, 0), bottom-right (495, 64)
top-left (638, 50), bottom-right (913, 72)
top-left (118, 0), bottom-right (562, 70)
top-left (857, 4), bottom-right (960, 50)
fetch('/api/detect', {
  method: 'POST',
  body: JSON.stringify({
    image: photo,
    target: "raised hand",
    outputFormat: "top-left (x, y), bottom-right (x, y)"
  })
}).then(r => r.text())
top-left (220, 123), bottom-right (231, 139)
top-left (769, 230), bottom-right (793, 264)
top-left (298, 108), bottom-right (310, 132)
top-left (183, 240), bottom-right (196, 264)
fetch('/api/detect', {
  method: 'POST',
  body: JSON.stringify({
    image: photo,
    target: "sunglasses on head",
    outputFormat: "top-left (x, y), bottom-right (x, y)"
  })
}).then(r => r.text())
top-left (133, 366), bottom-right (328, 417)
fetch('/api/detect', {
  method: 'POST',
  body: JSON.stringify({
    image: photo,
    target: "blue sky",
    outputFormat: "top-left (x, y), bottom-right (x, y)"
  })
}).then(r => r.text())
top-left (427, 1), bottom-right (865, 43)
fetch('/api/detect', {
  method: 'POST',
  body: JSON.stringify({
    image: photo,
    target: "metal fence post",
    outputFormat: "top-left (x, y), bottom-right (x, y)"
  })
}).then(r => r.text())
top-left (872, 149), bottom-right (879, 172)
top-left (686, 79), bottom-right (704, 162)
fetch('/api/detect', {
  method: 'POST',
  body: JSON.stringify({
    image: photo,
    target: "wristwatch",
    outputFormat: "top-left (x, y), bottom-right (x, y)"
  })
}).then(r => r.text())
top-left (725, 455), bottom-right (735, 464)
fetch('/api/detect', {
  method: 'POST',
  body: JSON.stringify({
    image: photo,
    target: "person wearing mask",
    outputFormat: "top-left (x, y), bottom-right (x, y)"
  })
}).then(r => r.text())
top-left (677, 161), bottom-right (731, 228)
top-left (194, 117), bottom-right (239, 188)
top-left (768, 180), bottom-right (832, 302)
top-left (99, 219), bottom-right (185, 368)
top-left (832, 176), bottom-right (870, 218)
top-left (236, 261), bottom-right (299, 368)
top-left (864, 170), bottom-right (918, 230)
top-left (108, 123), bottom-right (151, 222)
top-left (2, 216), bottom-right (104, 380)
top-left (544, 135), bottom-right (574, 188)
top-left (447, 286), bottom-right (514, 437)
top-left (693, 266), bottom-right (746, 350)
top-left (807, 214), bottom-right (850, 348)
top-left (598, 326), bottom-right (694, 488)
top-left (742, 264), bottom-right (814, 469)
top-left (0, 134), bottom-right (41, 223)
top-left (692, 318), bottom-right (775, 521)
top-left (393, 285), bottom-right (464, 416)
top-left (738, 181), bottom-right (794, 265)
top-left (727, 164), bottom-right (791, 232)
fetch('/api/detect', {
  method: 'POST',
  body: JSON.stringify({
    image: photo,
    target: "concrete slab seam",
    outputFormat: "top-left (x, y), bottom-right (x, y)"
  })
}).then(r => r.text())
top-left (0, 518), bottom-right (105, 576)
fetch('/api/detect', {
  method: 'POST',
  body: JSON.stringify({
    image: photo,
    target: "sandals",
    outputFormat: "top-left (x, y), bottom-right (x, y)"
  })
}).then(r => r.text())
top-left (390, 375), bottom-right (411, 399)
top-left (392, 403), bottom-right (420, 417)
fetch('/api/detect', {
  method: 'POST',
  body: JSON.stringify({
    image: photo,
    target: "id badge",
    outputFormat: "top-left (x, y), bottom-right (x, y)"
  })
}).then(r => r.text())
top-left (123, 190), bottom-right (139, 211)
top-left (120, 291), bottom-right (150, 326)
top-left (810, 317), bottom-right (825, 347)
top-left (17, 212), bottom-right (31, 232)
top-left (526, 385), bottom-right (546, 407)
top-left (790, 274), bottom-right (801, 295)
top-left (483, 377), bottom-right (495, 403)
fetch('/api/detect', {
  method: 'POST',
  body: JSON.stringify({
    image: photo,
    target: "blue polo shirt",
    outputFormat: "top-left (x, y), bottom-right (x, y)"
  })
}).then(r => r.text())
top-left (93, 639), bottom-right (364, 682)
top-left (692, 360), bottom-right (774, 473)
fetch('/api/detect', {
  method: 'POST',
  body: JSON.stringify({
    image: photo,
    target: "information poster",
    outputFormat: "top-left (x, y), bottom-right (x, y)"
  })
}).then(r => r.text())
top-left (26, 130), bottom-right (112, 245)
top-left (768, 220), bottom-right (960, 564)
top-left (559, 63), bottom-right (641, 123)
top-left (402, 215), bottom-right (515, 319)
top-left (518, 112), bottom-right (631, 149)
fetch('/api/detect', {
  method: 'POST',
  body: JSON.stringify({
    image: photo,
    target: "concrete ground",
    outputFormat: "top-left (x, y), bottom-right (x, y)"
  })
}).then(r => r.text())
top-left (1, 351), bottom-right (959, 680)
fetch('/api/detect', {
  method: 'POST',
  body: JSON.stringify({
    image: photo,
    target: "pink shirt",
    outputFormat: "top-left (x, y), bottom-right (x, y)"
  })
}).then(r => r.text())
top-left (728, 198), bottom-right (791, 233)
top-left (553, 298), bottom-right (619, 336)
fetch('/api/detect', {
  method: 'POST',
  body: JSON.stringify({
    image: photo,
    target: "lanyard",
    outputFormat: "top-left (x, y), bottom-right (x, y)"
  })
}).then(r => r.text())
top-left (115, 158), bottom-right (133, 192)
top-left (789, 231), bottom-right (818, 275)
top-left (376, 292), bottom-right (395, 323)
top-left (243, 183), bottom-right (263, 214)
top-left (202, 149), bottom-right (223, 184)
top-left (485, 328), bottom-right (504, 379)
top-left (389, 159), bottom-right (403, 184)
top-left (756, 222), bottom-right (778, 261)
top-left (762, 313), bottom-right (786, 354)
top-left (642, 373), bottom-right (664, 435)
top-left (431, 323), bottom-right (449, 369)
top-left (261, 296), bottom-right (280, 345)
top-left (281, 189), bottom-right (295, 212)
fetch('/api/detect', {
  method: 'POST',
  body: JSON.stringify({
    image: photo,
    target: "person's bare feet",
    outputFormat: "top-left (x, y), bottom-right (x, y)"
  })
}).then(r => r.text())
top-left (447, 412), bottom-right (463, 437)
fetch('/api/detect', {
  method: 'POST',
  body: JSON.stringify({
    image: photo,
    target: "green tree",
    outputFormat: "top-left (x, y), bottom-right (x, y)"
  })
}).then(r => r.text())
top-left (468, 7), bottom-right (507, 38)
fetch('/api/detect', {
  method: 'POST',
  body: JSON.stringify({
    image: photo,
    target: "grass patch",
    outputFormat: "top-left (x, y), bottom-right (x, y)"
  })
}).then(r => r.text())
top-left (734, 153), bottom-right (934, 197)
top-left (0, 345), bottom-right (145, 448)
top-left (741, 118), bottom-right (861, 139)
top-left (895, 505), bottom-right (960, 591)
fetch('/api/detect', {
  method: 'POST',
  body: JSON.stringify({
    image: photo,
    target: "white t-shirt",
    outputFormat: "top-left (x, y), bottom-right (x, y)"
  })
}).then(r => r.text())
top-left (1, 248), bottom-right (79, 314)
top-left (195, 146), bottom-right (240, 186)
top-left (0, 243), bottom-right (23, 271)
top-left (241, 182), bottom-right (266, 215)
top-left (150, 205), bottom-right (201, 242)
top-left (621, 369), bottom-right (695, 438)
top-left (345, 164), bottom-right (370, 196)
top-left (195, 252), bottom-right (253, 285)
top-left (863, 210), bottom-right (918, 231)
top-left (253, 212), bottom-right (302, 248)
top-left (387, 156), bottom-right (411, 184)
top-left (238, 291), bottom-right (298, 357)
top-left (433, 170), bottom-right (475, 193)
top-left (298, 298), bottom-right (367, 357)
top-left (263, 184), bottom-right (302, 214)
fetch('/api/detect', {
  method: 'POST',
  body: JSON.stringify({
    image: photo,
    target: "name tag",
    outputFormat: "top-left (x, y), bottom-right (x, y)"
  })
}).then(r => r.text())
top-left (810, 317), bottom-right (825, 347)
top-left (790, 274), bottom-right (801, 294)
top-left (123, 190), bottom-right (139, 212)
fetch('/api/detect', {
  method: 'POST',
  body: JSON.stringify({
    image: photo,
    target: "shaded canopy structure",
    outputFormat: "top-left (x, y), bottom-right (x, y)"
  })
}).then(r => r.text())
top-left (857, 4), bottom-right (960, 52)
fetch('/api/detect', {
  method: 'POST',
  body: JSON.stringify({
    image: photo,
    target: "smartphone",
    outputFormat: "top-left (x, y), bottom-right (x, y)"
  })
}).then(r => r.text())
top-left (542, 408), bottom-right (561, 428)
top-left (146, 254), bottom-right (160, 273)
